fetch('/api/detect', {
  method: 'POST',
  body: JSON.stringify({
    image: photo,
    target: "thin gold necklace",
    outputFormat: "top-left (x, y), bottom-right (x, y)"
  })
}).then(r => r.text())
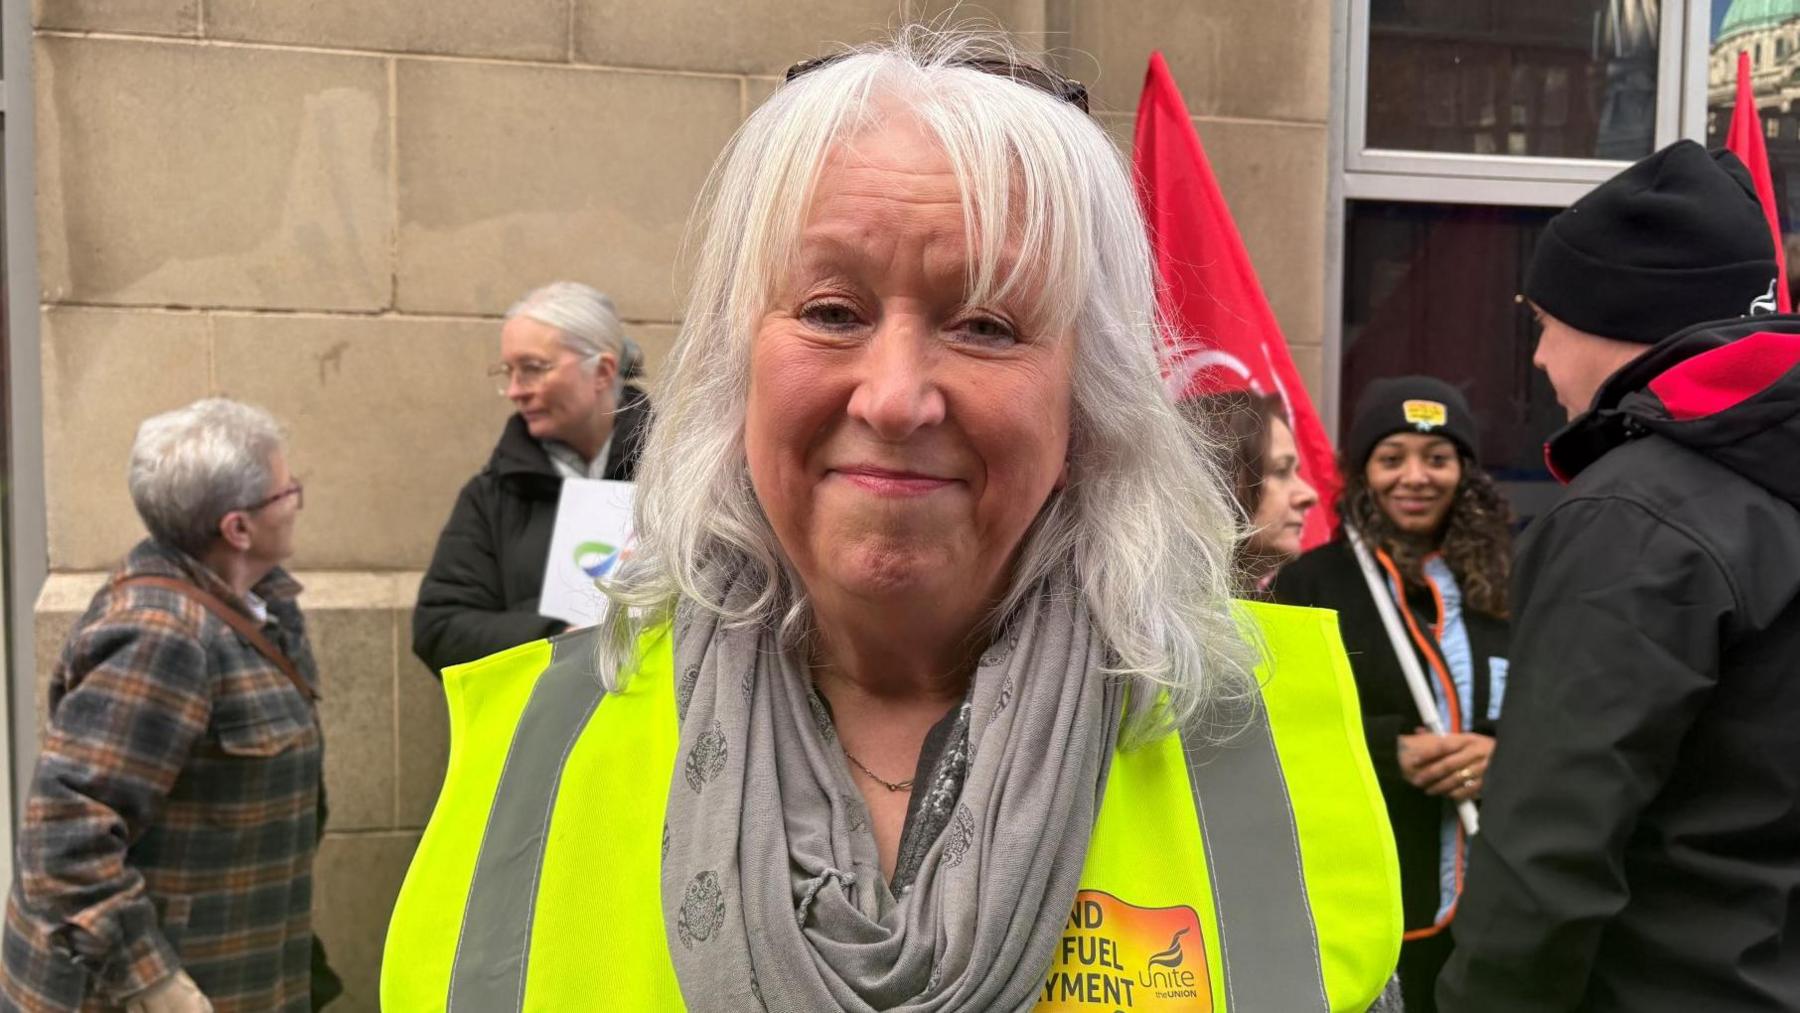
top-left (843, 749), bottom-right (913, 793)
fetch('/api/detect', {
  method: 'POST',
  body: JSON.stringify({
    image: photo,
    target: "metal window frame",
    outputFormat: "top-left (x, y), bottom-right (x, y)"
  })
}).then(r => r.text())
top-left (3, 0), bottom-right (44, 863)
top-left (1343, 0), bottom-right (1689, 184)
top-left (1323, 0), bottom-right (1716, 444)
top-left (1683, 1), bottom-right (1711, 142)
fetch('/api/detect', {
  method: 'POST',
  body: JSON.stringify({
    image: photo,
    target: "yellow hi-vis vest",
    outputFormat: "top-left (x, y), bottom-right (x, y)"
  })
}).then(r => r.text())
top-left (383, 601), bottom-right (1401, 1011)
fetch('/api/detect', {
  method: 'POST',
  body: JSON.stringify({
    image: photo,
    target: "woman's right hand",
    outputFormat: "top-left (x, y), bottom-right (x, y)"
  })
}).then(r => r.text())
top-left (1399, 729), bottom-right (1495, 800)
top-left (1413, 733), bottom-right (1495, 800)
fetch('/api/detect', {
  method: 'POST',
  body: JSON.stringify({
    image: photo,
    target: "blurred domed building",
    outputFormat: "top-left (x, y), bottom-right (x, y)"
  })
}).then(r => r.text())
top-left (1708, 0), bottom-right (1800, 293)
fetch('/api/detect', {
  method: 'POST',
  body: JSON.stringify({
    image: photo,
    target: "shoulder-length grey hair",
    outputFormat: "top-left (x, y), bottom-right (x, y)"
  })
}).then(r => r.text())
top-left (601, 30), bottom-right (1254, 743)
top-left (128, 397), bottom-right (285, 558)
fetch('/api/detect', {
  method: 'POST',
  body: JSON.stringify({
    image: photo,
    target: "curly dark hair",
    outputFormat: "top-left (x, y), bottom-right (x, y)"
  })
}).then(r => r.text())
top-left (1339, 451), bottom-right (1514, 619)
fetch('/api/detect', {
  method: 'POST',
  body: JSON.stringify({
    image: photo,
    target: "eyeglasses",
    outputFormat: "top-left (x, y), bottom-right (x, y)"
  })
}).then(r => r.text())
top-left (240, 481), bottom-right (303, 513)
top-left (782, 53), bottom-right (1090, 114)
top-left (487, 354), bottom-right (599, 397)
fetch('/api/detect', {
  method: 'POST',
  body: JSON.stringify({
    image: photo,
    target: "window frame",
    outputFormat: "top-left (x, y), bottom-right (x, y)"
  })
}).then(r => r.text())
top-left (2, 0), bottom-right (45, 870)
top-left (1344, 0), bottom-right (1693, 186)
top-left (1323, 0), bottom-right (1717, 439)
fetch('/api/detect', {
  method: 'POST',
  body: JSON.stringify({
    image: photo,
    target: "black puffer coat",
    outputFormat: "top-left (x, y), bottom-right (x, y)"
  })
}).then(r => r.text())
top-left (411, 389), bottom-right (649, 674)
top-left (1439, 317), bottom-right (1800, 1011)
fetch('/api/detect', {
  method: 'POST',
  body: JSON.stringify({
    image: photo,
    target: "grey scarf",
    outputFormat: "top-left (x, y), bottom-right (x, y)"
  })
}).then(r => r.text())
top-left (661, 572), bottom-right (1125, 1011)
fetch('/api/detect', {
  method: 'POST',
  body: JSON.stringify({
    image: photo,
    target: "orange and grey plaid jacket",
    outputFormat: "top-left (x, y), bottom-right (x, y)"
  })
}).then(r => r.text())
top-left (2, 539), bottom-right (322, 1012)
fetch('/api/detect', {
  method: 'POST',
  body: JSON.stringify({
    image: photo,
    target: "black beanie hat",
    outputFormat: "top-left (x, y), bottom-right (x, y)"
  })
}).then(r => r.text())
top-left (1524, 140), bottom-right (1778, 345)
top-left (1347, 376), bottom-right (1479, 472)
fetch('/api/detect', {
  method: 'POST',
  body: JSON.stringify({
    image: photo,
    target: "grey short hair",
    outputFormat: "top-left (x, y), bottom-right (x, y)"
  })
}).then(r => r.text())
top-left (128, 397), bottom-right (285, 558)
top-left (506, 281), bottom-right (644, 383)
top-left (600, 29), bottom-right (1255, 744)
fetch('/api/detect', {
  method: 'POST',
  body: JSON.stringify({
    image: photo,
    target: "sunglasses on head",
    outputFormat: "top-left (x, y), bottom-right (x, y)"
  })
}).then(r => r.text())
top-left (783, 52), bottom-right (1090, 114)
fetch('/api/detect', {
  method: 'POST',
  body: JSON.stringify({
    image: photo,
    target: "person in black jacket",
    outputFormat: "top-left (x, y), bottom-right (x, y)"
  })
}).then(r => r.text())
top-left (1437, 142), bottom-right (1800, 1012)
top-left (1273, 376), bottom-right (1514, 1013)
top-left (413, 282), bottom-right (651, 674)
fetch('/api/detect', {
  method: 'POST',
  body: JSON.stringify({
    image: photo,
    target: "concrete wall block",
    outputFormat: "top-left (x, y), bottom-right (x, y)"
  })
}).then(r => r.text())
top-left (210, 314), bottom-right (511, 571)
top-left (629, 322), bottom-right (681, 385)
top-left (1193, 117), bottom-right (1328, 346)
top-left (394, 61), bottom-right (739, 321)
top-left (1290, 342), bottom-right (1325, 407)
top-left (395, 635), bottom-right (449, 829)
top-left (35, 36), bottom-right (392, 311)
top-left (395, 572), bottom-right (446, 829)
top-left (313, 832), bottom-right (420, 1012)
top-left (35, 0), bottom-right (199, 35)
top-left (307, 602), bottom-right (398, 832)
top-left (573, 0), bottom-right (1005, 75)
top-left (41, 308), bottom-right (211, 570)
top-left (206, 0), bottom-right (569, 60)
top-left (1069, 0), bottom-right (1331, 123)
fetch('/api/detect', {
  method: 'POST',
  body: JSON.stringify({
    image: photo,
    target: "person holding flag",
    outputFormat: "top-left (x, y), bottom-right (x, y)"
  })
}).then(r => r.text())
top-left (1273, 376), bottom-right (1515, 1013)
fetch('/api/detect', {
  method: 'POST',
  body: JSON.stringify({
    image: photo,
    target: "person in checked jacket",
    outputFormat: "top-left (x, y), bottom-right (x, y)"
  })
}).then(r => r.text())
top-left (3, 398), bottom-right (323, 1013)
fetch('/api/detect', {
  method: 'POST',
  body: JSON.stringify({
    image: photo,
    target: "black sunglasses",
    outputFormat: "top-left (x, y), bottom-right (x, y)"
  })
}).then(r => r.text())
top-left (783, 53), bottom-right (1090, 114)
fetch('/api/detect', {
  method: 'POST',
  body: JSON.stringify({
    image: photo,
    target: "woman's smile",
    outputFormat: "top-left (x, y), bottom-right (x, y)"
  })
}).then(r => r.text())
top-left (1387, 494), bottom-right (1441, 514)
top-left (829, 465), bottom-right (959, 497)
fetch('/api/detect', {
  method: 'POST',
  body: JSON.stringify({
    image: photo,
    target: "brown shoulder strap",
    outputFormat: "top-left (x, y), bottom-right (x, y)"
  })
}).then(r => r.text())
top-left (114, 575), bottom-right (318, 701)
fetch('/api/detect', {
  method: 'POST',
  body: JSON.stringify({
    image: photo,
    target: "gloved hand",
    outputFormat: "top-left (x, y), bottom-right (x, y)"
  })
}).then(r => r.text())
top-left (125, 969), bottom-right (214, 1013)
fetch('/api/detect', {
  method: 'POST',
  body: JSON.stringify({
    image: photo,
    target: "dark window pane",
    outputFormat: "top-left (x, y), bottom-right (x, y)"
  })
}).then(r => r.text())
top-left (1367, 0), bottom-right (1660, 160)
top-left (1342, 200), bottom-right (1568, 524)
top-left (1705, 3), bottom-right (1800, 298)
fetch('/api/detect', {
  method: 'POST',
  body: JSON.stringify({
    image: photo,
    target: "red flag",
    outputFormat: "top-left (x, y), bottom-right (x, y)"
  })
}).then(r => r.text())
top-left (1132, 51), bottom-right (1340, 548)
top-left (1726, 49), bottom-right (1791, 312)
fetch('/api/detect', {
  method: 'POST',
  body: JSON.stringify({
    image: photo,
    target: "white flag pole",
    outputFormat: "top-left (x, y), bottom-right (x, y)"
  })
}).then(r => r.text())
top-left (1347, 528), bottom-right (1481, 836)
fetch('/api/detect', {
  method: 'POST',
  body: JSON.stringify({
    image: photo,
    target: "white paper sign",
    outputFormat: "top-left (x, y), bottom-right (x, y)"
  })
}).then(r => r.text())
top-left (539, 478), bottom-right (637, 628)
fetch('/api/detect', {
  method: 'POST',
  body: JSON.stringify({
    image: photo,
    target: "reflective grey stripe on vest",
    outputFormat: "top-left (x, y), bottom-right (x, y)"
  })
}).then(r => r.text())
top-left (448, 633), bottom-right (605, 1012)
top-left (1183, 701), bottom-right (1329, 1012)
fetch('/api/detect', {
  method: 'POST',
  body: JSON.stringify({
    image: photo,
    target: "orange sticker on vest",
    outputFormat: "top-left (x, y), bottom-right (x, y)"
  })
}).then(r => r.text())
top-left (1036, 890), bottom-right (1212, 1011)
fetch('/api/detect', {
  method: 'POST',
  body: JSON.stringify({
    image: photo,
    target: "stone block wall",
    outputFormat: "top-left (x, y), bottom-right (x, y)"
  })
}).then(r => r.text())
top-left (28, 1), bottom-right (1330, 1007)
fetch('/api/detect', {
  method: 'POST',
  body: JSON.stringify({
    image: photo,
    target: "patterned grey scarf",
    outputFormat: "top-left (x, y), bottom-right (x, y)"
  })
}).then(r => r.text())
top-left (661, 571), bottom-right (1124, 1012)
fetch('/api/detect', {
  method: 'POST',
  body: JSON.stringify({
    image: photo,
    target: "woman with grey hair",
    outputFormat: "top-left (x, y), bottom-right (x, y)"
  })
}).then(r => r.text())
top-left (386, 31), bottom-right (1399, 1011)
top-left (4, 397), bottom-right (323, 1012)
top-left (412, 280), bottom-right (652, 674)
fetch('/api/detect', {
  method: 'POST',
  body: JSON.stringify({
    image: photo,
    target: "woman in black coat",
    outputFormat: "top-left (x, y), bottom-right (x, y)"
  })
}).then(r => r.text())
top-left (412, 282), bottom-right (651, 674)
top-left (1272, 377), bottom-right (1513, 1013)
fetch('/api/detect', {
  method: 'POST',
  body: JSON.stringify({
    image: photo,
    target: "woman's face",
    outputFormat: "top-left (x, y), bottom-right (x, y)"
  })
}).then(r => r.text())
top-left (1247, 416), bottom-right (1316, 562)
top-left (744, 116), bottom-right (1074, 621)
top-left (1364, 433), bottom-right (1462, 537)
top-left (500, 315), bottom-right (617, 448)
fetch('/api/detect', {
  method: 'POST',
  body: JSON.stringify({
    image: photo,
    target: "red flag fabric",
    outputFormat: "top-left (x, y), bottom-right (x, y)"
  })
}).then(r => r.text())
top-left (1132, 51), bottom-right (1340, 548)
top-left (1726, 49), bottom-right (1791, 313)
